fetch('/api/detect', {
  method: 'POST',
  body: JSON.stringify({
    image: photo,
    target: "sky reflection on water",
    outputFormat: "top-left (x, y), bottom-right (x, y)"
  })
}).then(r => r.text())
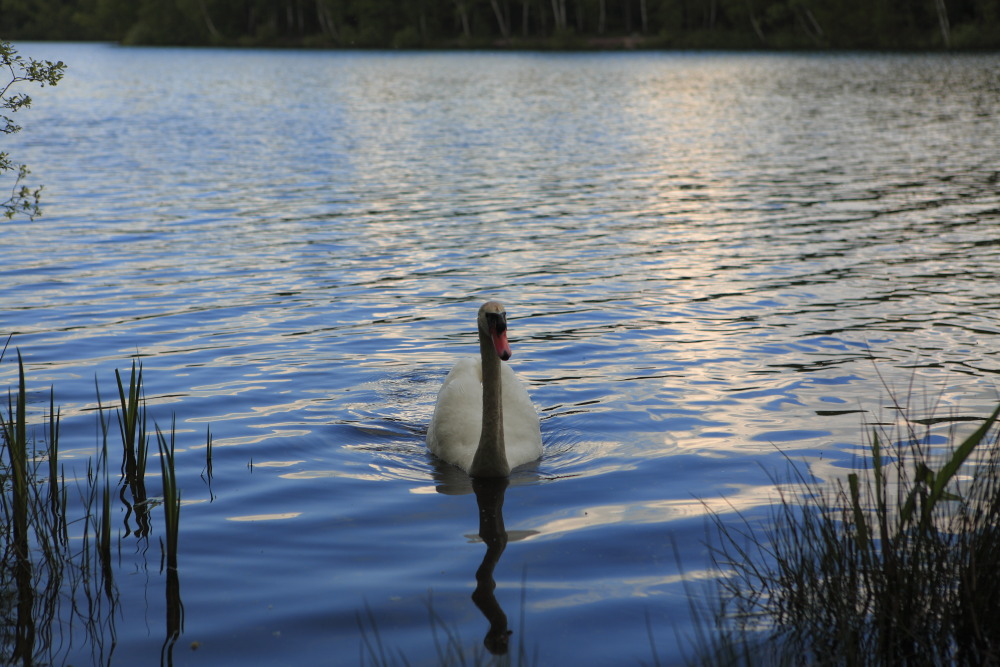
top-left (3, 43), bottom-right (1000, 665)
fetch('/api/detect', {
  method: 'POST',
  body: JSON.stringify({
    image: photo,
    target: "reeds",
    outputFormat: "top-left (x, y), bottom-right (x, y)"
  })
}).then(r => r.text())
top-left (695, 399), bottom-right (1000, 666)
top-left (1, 350), bottom-right (114, 665)
top-left (112, 360), bottom-right (152, 538)
top-left (1, 349), bottom-right (204, 665)
top-left (156, 419), bottom-right (181, 572)
top-left (157, 419), bottom-right (185, 665)
top-left (116, 361), bottom-right (147, 483)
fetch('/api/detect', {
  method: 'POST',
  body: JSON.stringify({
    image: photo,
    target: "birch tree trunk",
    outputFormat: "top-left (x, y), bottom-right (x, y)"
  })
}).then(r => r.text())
top-left (316, 0), bottom-right (339, 40)
top-left (197, 0), bottom-right (222, 40)
top-left (934, 0), bottom-right (951, 47)
top-left (456, 0), bottom-right (472, 37)
top-left (550, 0), bottom-right (567, 31)
top-left (490, 0), bottom-right (511, 39)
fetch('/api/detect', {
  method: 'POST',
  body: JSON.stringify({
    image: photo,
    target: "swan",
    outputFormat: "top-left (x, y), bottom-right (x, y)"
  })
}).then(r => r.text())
top-left (427, 301), bottom-right (542, 478)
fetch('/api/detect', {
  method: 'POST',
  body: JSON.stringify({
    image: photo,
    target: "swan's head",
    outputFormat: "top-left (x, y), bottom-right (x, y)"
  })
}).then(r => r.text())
top-left (478, 301), bottom-right (512, 361)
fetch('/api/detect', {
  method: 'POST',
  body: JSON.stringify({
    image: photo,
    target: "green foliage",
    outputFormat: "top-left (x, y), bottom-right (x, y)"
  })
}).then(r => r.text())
top-left (2, 0), bottom-right (999, 49)
top-left (155, 419), bottom-right (181, 572)
top-left (1, 349), bottom-right (207, 662)
top-left (696, 402), bottom-right (1000, 666)
top-left (1, 41), bottom-right (65, 221)
top-left (1, 349), bottom-right (114, 664)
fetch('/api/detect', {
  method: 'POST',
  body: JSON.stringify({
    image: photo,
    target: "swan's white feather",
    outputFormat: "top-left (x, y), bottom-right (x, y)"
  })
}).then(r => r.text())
top-left (427, 356), bottom-right (542, 472)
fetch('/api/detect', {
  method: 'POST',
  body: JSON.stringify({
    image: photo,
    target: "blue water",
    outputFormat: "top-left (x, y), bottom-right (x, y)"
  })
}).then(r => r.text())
top-left (4, 43), bottom-right (1000, 665)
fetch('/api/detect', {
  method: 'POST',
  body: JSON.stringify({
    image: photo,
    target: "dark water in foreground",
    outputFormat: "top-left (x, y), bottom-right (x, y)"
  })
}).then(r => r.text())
top-left (4, 44), bottom-right (1000, 665)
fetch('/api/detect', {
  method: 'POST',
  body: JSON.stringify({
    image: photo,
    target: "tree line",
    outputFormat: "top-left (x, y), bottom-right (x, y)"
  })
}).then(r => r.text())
top-left (2, 0), bottom-right (999, 49)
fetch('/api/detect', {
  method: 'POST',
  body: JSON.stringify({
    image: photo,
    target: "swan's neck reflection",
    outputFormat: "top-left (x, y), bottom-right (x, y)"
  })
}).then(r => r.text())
top-left (471, 477), bottom-right (512, 655)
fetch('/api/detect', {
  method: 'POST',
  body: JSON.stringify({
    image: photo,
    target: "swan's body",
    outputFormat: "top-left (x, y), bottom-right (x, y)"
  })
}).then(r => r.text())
top-left (427, 358), bottom-right (541, 472)
top-left (427, 302), bottom-right (542, 477)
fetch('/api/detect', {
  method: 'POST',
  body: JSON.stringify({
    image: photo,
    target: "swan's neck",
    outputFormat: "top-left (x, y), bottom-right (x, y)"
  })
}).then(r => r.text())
top-left (469, 329), bottom-right (510, 478)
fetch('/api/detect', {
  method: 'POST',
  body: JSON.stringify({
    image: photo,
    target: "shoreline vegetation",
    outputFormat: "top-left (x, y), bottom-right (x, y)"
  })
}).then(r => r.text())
top-left (693, 396), bottom-right (1000, 665)
top-left (4, 0), bottom-right (1000, 51)
top-left (0, 348), bottom-right (195, 665)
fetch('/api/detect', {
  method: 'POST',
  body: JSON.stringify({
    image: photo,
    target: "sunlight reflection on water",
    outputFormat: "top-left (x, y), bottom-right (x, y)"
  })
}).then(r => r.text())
top-left (4, 44), bottom-right (1000, 665)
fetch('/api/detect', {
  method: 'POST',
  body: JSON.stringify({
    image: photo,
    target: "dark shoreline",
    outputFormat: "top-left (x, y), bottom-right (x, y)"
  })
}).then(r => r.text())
top-left (14, 36), bottom-right (1000, 54)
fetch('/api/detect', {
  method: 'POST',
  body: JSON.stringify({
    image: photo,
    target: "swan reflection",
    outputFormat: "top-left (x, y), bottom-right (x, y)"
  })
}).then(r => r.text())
top-left (429, 457), bottom-right (539, 655)
top-left (472, 477), bottom-right (512, 654)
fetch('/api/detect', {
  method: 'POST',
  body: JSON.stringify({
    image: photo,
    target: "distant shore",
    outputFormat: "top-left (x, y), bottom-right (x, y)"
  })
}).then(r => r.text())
top-left (6, 0), bottom-right (1000, 53)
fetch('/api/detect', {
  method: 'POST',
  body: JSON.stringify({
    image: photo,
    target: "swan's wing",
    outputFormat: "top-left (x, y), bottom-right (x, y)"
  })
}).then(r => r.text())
top-left (500, 363), bottom-right (543, 469)
top-left (426, 357), bottom-right (482, 471)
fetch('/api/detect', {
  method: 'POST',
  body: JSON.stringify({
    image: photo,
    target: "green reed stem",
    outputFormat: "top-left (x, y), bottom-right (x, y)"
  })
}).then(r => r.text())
top-left (46, 388), bottom-right (60, 525)
top-left (701, 400), bottom-right (1000, 666)
top-left (98, 416), bottom-right (114, 599)
top-left (205, 426), bottom-right (213, 476)
top-left (156, 419), bottom-right (181, 571)
top-left (4, 351), bottom-right (30, 560)
top-left (116, 360), bottom-right (148, 485)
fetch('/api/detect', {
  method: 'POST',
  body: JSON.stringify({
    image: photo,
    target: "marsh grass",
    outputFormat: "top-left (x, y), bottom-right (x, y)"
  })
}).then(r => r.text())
top-left (156, 420), bottom-right (185, 664)
top-left (1, 348), bottom-right (203, 664)
top-left (114, 361), bottom-right (152, 538)
top-left (1, 350), bottom-right (117, 664)
top-left (155, 420), bottom-right (181, 572)
top-left (693, 399), bottom-right (1000, 666)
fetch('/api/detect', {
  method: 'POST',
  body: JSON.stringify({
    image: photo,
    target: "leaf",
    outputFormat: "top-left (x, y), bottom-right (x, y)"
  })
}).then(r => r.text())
top-left (922, 403), bottom-right (1000, 525)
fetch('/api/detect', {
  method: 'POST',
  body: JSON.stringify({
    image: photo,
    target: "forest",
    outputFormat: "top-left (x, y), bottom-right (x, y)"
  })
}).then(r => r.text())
top-left (2, 0), bottom-right (999, 50)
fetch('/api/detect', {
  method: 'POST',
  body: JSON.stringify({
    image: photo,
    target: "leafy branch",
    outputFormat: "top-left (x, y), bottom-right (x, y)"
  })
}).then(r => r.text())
top-left (1, 40), bottom-right (66, 221)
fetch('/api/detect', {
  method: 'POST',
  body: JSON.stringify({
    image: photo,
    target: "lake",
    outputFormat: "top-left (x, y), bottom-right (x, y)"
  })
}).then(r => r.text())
top-left (4, 43), bottom-right (1000, 665)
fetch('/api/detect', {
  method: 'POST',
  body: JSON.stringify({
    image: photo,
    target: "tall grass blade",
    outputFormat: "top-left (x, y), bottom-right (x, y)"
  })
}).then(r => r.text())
top-left (848, 473), bottom-right (869, 549)
top-left (113, 360), bottom-right (152, 538)
top-left (98, 423), bottom-right (115, 600)
top-left (46, 387), bottom-right (62, 533)
top-left (9, 351), bottom-right (30, 561)
top-left (923, 403), bottom-right (1000, 525)
top-left (155, 419), bottom-right (181, 570)
top-left (205, 426), bottom-right (213, 479)
top-left (156, 417), bottom-right (185, 664)
top-left (115, 360), bottom-right (146, 484)
top-left (698, 398), bottom-right (1000, 666)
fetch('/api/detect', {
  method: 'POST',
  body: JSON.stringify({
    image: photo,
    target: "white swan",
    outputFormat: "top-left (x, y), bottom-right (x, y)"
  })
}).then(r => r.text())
top-left (427, 301), bottom-right (542, 477)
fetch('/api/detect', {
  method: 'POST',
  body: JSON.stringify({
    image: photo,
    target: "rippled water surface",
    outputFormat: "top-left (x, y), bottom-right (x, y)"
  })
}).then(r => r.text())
top-left (5, 43), bottom-right (1000, 665)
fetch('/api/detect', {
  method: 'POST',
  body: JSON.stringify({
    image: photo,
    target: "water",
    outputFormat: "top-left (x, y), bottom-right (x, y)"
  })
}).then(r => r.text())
top-left (4, 43), bottom-right (1000, 665)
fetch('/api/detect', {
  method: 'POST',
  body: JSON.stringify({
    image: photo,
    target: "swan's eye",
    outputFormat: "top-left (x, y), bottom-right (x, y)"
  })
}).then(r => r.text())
top-left (486, 312), bottom-right (507, 334)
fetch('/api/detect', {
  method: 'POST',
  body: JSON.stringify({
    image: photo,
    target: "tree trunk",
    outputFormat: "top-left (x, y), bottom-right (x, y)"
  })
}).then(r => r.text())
top-left (550, 0), bottom-right (567, 31)
top-left (746, 0), bottom-right (766, 43)
top-left (490, 0), bottom-right (511, 39)
top-left (197, 0), bottom-right (222, 40)
top-left (934, 0), bottom-right (951, 47)
top-left (598, 0), bottom-right (606, 34)
top-left (456, 1), bottom-right (472, 38)
top-left (797, 6), bottom-right (823, 45)
top-left (316, 0), bottom-right (339, 40)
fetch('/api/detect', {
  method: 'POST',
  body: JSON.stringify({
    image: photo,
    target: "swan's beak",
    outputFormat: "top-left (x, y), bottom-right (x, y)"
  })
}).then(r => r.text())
top-left (488, 313), bottom-right (512, 361)
top-left (492, 329), bottom-right (512, 361)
